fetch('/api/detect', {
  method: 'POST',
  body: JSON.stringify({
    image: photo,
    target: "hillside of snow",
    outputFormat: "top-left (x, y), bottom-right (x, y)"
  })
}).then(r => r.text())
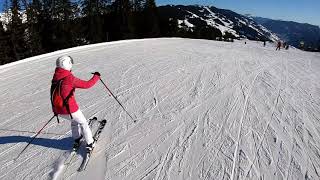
top-left (0, 38), bottom-right (320, 180)
top-left (158, 5), bottom-right (279, 42)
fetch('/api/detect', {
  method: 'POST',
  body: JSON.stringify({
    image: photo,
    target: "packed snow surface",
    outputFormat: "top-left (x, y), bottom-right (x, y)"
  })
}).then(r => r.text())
top-left (0, 38), bottom-right (320, 180)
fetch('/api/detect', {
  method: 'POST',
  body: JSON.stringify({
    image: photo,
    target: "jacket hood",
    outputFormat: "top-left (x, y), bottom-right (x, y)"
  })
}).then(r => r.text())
top-left (52, 67), bottom-right (72, 81)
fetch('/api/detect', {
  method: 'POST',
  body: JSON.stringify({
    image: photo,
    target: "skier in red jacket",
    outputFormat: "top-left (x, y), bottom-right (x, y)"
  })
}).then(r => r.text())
top-left (51, 55), bottom-right (100, 152)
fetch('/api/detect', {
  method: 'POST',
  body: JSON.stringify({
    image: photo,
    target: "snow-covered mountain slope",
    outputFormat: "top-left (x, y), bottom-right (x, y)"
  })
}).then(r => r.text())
top-left (0, 38), bottom-right (319, 180)
top-left (159, 5), bottom-right (279, 41)
top-left (254, 17), bottom-right (320, 49)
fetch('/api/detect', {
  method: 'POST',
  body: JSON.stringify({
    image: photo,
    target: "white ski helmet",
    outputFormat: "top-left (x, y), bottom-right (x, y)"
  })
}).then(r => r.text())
top-left (56, 55), bottom-right (74, 71)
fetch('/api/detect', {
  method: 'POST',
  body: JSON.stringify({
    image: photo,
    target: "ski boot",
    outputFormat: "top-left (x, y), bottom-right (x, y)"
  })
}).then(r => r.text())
top-left (72, 135), bottom-right (83, 151)
top-left (86, 142), bottom-right (95, 153)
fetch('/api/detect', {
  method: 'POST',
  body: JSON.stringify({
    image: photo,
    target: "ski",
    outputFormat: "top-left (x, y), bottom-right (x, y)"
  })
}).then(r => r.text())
top-left (78, 119), bottom-right (107, 171)
top-left (64, 117), bottom-right (97, 166)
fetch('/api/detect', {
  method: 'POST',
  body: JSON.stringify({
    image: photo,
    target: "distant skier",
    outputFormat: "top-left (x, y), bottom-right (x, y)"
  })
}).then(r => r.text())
top-left (283, 42), bottom-right (287, 48)
top-left (300, 41), bottom-right (305, 50)
top-left (285, 44), bottom-right (289, 50)
top-left (276, 41), bottom-right (281, 50)
top-left (50, 55), bottom-right (101, 152)
top-left (263, 41), bottom-right (266, 47)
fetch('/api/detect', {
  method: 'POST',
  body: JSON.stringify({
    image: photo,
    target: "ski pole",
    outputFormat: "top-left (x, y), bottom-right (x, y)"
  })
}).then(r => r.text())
top-left (0, 128), bottom-right (64, 136)
top-left (14, 115), bottom-right (56, 161)
top-left (99, 78), bottom-right (136, 123)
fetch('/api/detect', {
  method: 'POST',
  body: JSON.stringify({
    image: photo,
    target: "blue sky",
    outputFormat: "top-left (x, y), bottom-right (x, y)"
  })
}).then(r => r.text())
top-left (156, 0), bottom-right (320, 26)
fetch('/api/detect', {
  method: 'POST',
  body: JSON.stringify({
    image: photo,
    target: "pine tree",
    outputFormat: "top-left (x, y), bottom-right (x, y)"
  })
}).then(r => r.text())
top-left (143, 0), bottom-right (159, 37)
top-left (81, 0), bottom-right (107, 43)
top-left (53, 0), bottom-right (77, 49)
top-left (39, 0), bottom-right (77, 51)
top-left (23, 0), bottom-right (44, 56)
top-left (8, 0), bottom-right (28, 61)
top-left (127, 0), bottom-right (142, 38)
top-left (112, 0), bottom-right (131, 38)
top-left (39, 0), bottom-right (54, 52)
top-left (132, 0), bottom-right (144, 11)
top-left (0, 22), bottom-right (14, 65)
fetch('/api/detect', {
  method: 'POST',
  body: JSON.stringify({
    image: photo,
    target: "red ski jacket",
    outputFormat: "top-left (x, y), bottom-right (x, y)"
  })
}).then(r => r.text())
top-left (51, 68), bottom-right (100, 115)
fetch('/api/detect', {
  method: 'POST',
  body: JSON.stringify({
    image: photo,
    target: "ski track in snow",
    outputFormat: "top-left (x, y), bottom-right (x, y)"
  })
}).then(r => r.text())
top-left (0, 38), bottom-right (320, 180)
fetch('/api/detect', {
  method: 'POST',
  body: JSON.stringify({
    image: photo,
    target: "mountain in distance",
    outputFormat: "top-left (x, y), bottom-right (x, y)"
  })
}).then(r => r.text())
top-left (2, 4), bottom-right (319, 51)
top-left (158, 5), bottom-right (279, 42)
top-left (254, 17), bottom-right (320, 50)
top-left (1, 5), bottom-right (278, 43)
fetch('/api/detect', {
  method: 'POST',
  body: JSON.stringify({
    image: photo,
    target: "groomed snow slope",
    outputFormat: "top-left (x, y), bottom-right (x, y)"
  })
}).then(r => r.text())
top-left (0, 38), bottom-right (320, 180)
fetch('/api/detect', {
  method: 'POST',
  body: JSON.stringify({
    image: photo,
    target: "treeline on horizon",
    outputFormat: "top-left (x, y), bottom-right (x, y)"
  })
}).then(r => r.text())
top-left (0, 0), bottom-right (233, 65)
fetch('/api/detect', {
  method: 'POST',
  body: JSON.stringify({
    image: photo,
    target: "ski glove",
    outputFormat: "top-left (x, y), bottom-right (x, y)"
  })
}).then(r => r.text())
top-left (92, 72), bottom-right (101, 76)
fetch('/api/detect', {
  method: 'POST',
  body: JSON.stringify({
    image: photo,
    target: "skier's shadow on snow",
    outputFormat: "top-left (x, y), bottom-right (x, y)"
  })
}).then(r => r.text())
top-left (0, 136), bottom-right (73, 150)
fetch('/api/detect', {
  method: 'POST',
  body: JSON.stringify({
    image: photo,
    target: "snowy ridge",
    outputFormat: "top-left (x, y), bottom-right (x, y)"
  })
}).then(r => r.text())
top-left (0, 38), bottom-right (320, 180)
top-left (257, 24), bottom-right (279, 41)
top-left (202, 6), bottom-right (237, 36)
top-left (162, 5), bottom-right (280, 41)
top-left (178, 19), bottom-right (194, 29)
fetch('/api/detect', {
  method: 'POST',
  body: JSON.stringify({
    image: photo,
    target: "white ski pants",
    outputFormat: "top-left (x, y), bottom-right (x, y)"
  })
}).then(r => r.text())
top-left (60, 110), bottom-right (94, 144)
